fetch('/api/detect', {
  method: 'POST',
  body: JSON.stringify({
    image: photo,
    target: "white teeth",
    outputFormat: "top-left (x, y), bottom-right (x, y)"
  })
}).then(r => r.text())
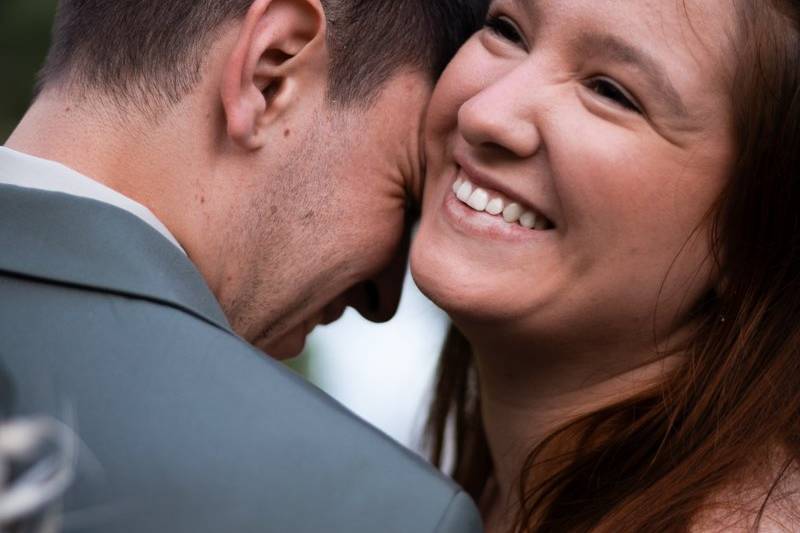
top-left (503, 203), bottom-right (523, 223)
top-left (456, 181), bottom-right (473, 203)
top-left (452, 177), bottom-right (551, 231)
top-left (519, 211), bottom-right (537, 229)
top-left (467, 188), bottom-right (490, 212)
top-left (486, 198), bottom-right (504, 216)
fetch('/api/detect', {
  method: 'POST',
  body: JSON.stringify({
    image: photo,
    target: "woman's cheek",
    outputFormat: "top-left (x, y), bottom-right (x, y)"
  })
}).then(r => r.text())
top-left (429, 42), bottom-right (494, 132)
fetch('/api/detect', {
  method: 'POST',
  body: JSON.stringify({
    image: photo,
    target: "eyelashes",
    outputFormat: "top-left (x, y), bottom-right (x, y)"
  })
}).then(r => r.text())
top-left (484, 13), bottom-right (644, 116)
top-left (484, 15), bottom-right (525, 46)
top-left (585, 77), bottom-right (643, 114)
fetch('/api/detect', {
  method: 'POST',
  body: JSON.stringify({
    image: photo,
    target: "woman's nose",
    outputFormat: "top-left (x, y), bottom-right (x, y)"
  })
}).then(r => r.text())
top-left (457, 80), bottom-right (542, 159)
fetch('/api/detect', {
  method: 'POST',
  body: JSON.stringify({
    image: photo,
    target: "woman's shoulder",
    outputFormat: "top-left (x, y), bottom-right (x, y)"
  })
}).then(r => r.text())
top-left (692, 452), bottom-right (800, 532)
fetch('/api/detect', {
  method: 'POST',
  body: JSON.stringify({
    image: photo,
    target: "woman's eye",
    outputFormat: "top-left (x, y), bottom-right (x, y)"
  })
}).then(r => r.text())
top-left (484, 15), bottom-right (524, 46)
top-left (587, 78), bottom-right (642, 114)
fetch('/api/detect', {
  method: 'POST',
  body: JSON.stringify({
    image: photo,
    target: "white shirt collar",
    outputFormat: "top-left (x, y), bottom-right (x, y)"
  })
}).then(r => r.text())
top-left (0, 146), bottom-right (185, 254)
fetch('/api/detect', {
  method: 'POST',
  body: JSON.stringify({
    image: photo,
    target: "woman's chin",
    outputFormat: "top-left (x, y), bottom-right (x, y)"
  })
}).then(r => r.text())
top-left (410, 243), bottom-right (521, 325)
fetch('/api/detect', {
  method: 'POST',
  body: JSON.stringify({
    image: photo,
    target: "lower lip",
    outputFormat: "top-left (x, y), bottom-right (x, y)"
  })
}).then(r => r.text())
top-left (306, 299), bottom-right (349, 333)
top-left (441, 188), bottom-right (549, 243)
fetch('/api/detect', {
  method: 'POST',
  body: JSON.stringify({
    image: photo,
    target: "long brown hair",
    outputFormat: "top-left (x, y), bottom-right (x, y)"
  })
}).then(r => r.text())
top-left (426, 1), bottom-right (800, 531)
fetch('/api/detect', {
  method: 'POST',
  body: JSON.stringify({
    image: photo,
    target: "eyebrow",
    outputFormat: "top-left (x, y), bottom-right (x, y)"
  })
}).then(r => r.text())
top-left (572, 32), bottom-right (689, 118)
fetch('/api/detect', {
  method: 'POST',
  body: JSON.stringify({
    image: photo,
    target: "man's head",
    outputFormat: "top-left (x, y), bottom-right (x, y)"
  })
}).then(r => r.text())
top-left (30, 0), bottom-right (486, 357)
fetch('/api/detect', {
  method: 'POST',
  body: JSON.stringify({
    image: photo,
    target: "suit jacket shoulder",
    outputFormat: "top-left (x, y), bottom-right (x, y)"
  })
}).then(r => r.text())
top-left (0, 185), bottom-right (482, 533)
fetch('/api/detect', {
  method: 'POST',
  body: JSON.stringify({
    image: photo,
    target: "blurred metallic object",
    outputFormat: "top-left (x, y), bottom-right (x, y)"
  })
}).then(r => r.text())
top-left (0, 417), bottom-right (75, 533)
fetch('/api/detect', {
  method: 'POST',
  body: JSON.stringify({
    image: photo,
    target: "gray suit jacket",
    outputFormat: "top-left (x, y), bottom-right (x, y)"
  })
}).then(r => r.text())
top-left (0, 184), bottom-right (482, 533)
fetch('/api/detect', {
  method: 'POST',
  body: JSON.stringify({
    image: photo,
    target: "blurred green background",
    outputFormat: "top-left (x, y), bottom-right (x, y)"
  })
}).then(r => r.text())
top-left (0, 0), bottom-right (58, 141)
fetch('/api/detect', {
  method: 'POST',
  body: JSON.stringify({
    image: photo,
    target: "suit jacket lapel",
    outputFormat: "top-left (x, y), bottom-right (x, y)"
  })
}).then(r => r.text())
top-left (0, 184), bottom-right (233, 335)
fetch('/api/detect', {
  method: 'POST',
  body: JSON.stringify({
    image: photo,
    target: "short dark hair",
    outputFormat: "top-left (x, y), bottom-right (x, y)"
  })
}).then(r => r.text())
top-left (38, 0), bottom-right (488, 109)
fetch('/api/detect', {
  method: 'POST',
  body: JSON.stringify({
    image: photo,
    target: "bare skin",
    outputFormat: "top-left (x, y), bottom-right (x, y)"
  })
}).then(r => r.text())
top-left (410, 0), bottom-right (757, 530)
top-left (8, 0), bottom-right (431, 358)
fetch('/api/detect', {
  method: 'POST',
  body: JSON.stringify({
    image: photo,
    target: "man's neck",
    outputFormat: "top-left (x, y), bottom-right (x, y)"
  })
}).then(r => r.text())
top-left (6, 87), bottom-right (226, 288)
top-left (9, 90), bottom-right (153, 191)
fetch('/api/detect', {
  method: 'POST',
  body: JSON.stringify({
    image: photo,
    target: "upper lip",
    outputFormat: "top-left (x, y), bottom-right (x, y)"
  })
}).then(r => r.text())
top-left (452, 151), bottom-right (556, 227)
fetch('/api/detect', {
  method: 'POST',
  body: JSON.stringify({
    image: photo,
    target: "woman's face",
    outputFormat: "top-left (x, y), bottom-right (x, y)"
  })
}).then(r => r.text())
top-left (411, 0), bottom-right (737, 354)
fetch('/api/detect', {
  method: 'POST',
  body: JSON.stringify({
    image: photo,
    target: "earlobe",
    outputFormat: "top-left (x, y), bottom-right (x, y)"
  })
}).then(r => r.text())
top-left (220, 0), bottom-right (325, 150)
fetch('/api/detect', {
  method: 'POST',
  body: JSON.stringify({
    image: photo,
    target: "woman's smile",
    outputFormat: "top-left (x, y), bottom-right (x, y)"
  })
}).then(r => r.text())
top-left (412, 0), bottom-right (734, 344)
top-left (417, 0), bottom-right (800, 529)
top-left (440, 156), bottom-right (557, 243)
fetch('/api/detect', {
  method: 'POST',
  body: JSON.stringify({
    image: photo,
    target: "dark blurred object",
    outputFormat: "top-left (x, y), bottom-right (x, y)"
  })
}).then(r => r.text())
top-left (0, 0), bottom-right (58, 141)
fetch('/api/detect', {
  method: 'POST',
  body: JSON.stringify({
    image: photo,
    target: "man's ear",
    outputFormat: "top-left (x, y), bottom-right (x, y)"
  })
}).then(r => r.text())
top-left (221, 0), bottom-right (325, 150)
